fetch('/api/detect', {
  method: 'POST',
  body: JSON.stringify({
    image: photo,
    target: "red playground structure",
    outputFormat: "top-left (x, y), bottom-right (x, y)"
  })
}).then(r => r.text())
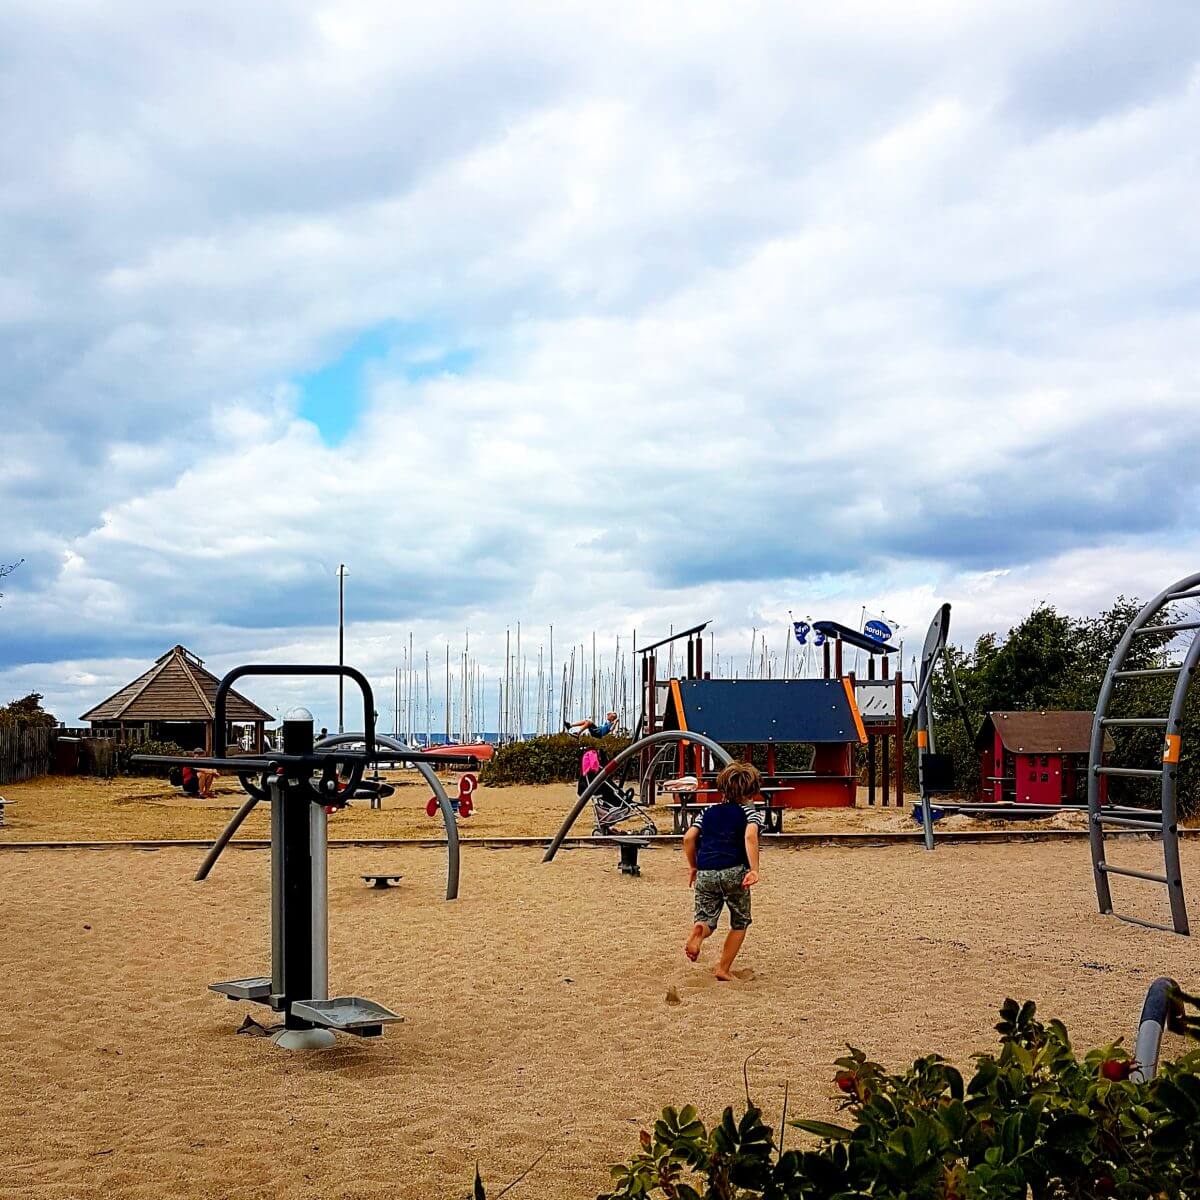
top-left (659, 677), bottom-right (867, 807)
top-left (975, 711), bottom-right (1112, 805)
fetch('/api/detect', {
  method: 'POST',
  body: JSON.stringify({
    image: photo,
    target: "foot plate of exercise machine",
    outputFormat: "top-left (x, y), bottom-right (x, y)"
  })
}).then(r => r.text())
top-left (289, 996), bottom-right (402, 1037)
top-left (210, 977), bottom-right (273, 1002)
top-left (361, 874), bottom-right (402, 888)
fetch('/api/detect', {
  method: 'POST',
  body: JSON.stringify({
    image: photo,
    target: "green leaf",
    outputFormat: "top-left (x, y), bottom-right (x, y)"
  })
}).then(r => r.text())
top-left (789, 1120), bottom-right (853, 1141)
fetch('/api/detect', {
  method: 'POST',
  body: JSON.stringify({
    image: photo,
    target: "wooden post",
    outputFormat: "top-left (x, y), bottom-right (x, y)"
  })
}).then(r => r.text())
top-left (867, 731), bottom-right (876, 805)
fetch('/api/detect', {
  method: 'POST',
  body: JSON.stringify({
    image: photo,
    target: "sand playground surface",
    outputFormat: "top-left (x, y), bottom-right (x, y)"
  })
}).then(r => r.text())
top-left (2, 777), bottom-right (1200, 1198)
top-left (0, 773), bottom-right (1104, 844)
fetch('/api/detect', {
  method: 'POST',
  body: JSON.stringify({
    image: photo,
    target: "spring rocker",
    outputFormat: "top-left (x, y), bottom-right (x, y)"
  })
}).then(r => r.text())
top-left (427, 772), bottom-right (477, 819)
top-left (133, 663), bottom-right (478, 1050)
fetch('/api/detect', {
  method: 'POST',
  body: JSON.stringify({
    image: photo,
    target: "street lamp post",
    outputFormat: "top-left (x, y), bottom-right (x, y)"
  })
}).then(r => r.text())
top-left (336, 563), bottom-right (348, 732)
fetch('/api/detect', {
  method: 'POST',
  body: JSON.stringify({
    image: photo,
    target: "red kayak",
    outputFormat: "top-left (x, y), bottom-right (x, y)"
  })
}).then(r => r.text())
top-left (422, 742), bottom-right (494, 763)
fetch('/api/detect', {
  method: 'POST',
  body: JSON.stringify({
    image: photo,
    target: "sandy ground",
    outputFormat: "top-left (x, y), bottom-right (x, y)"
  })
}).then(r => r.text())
top-left (0, 773), bottom-right (1103, 842)
top-left (2, 837), bottom-right (1199, 1199)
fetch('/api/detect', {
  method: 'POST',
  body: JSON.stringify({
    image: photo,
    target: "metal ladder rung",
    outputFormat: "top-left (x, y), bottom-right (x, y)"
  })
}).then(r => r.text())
top-left (1166, 588), bottom-right (1200, 601)
top-left (1113, 667), bottom-right (1184, 678)
top-left (1094, 766), bottom-right (1164, 778)
top-left (1136, 620), bottom-right (1200, 636)
top-left (1101, 718), bottom-right (1168, 726)
top-left (1111, 912), bottom-right (1181, 934)
top-left (1099, 863), bottom-right (1170, 885)
top-left (1092, 813), bottom-right (1164, 830)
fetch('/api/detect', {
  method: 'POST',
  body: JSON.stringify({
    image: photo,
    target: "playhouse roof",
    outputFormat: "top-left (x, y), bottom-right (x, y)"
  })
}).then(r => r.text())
top-left (660, 678), bottom-right (866, 745)
top-left (974, 710), bottom-right (1113, 755)
top-left (80, 645), bottom-right (272, 724)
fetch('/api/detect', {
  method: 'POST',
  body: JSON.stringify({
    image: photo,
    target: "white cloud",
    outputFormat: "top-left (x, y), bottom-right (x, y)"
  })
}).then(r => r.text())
top-left (2, 0), bottom-right (1200, 728)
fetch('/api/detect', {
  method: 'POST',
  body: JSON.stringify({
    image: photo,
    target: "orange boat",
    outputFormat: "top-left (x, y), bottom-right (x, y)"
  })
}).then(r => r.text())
top-left (421, 741), bottom-right (494, 763)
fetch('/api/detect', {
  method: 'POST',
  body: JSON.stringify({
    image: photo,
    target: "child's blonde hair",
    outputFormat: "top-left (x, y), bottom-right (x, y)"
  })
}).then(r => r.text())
top-left (716, 761), bottom-right (761, 803)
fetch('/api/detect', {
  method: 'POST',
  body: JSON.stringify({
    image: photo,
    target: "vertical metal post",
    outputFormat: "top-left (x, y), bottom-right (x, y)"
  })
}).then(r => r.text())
top-left (309, 800), bottom-right (328, 1002)
top-left (270, 774), bottom-right (284, 999)
top-left (336, 564), bottom-right (346, 733)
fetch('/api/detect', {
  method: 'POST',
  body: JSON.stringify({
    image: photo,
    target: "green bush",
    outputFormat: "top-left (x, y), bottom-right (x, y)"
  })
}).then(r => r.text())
top-left (594, 995), bottom-right (1200, 1200)
top-left (116, 739), bottom-right (186, 778)
top-left (476, 991), bottom-right (1200, 1198)
top-left (480, 733), bottom-right (632, 786)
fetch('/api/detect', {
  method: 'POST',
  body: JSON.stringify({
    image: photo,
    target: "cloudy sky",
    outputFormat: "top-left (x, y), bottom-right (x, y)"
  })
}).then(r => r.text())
top-left (2, 0), bottom-right (1199, 731)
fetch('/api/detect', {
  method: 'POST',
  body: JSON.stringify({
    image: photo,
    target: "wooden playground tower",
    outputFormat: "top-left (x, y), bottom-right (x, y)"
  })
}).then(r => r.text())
top-left (813, 620), bottom-right (905, 806)
top-left (636, 618), bottom-right (904, 807)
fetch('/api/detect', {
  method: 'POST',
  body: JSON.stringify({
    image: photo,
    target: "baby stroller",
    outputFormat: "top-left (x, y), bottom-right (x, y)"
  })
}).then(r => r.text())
top-left (579, 749), bottom-right (657, 837)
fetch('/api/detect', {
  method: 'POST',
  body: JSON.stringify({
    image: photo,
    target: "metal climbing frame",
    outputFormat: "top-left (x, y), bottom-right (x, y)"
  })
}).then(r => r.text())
top-left (1088, 572), bottom-right (1200, 936)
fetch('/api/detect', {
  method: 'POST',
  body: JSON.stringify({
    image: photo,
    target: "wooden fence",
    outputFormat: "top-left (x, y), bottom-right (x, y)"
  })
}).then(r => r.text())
top-left (0, 724), bottom-right (56, 785)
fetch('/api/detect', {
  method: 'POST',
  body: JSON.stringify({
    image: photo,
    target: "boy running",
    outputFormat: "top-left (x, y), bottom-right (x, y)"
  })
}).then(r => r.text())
top-left (683, 761), bottom-right (763, 980)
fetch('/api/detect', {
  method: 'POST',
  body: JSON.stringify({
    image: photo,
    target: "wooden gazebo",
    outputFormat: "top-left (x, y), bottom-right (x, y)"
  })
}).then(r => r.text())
top-left (81, 645), bottom-right (272, 753)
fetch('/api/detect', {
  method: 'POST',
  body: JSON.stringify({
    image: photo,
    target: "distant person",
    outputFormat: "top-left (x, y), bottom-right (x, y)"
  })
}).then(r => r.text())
top-left (564, 711), bottom-right (618, 738)
top-left (181, 748), bottom-right (220, 799)
top-left (682, 761), bottom-right (762, 980)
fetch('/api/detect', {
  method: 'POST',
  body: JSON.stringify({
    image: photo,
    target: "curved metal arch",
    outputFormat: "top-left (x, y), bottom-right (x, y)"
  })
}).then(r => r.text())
top-left (543, 729), bottom-right (734, 862)
top-left (638, 742), bottom-right (679, 805)
top-left (317, 733), bottom-right (461, 901)
top-left (1088, 571), bottom-right (1200, 935)
top-left (1132, 976), bottom-right (1183, 1083)
top-left (914, 604), bottom-right (951, 852)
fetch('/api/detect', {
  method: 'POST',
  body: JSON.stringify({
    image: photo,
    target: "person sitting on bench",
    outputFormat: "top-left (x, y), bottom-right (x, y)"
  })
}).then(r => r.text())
top-left (565, 711), bottom-right (618, 738)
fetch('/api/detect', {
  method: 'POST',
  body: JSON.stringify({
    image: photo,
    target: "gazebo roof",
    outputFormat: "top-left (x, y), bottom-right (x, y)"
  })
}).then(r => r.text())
top-left (81, 645), bottom-right (272, 724)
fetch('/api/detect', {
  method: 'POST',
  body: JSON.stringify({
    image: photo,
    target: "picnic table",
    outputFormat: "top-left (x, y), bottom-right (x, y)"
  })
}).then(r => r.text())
top-left (660, 789), bottom-right (787, 835)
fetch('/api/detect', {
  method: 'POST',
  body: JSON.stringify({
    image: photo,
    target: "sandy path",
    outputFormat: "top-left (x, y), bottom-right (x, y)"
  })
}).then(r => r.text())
top-left (0, 774), bottom-right (1102, 842)
top-left (2, 839), bottom-right (1199, 1199)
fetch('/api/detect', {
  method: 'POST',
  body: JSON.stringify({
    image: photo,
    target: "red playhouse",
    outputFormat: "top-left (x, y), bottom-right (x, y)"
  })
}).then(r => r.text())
top-left (975, 711), bottom-right (1112, 805)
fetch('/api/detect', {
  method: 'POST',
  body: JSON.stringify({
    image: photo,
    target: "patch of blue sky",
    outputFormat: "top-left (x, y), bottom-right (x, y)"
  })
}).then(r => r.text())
top-left (297, 322), bottom-right (475, 444)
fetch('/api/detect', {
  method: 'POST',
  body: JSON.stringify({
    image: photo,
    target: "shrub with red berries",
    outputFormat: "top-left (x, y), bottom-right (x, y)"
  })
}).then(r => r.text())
top-left (583, 992), bottom-right (1200, 1200)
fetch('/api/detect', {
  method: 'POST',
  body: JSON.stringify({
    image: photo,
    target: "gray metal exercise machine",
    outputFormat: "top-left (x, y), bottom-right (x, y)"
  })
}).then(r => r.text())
top-left (135, 663), bottom-right (478, 1048)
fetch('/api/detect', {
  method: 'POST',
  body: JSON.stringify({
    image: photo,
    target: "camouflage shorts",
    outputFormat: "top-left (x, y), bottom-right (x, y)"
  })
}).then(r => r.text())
top-left (694, 865), bottom-right (752, 930)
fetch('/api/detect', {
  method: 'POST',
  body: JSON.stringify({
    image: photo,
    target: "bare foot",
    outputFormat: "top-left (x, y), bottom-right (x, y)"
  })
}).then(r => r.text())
top-left (714, 967), bottom-right (736, 981)
top-left (684, 930), bottom-right (704, 961)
